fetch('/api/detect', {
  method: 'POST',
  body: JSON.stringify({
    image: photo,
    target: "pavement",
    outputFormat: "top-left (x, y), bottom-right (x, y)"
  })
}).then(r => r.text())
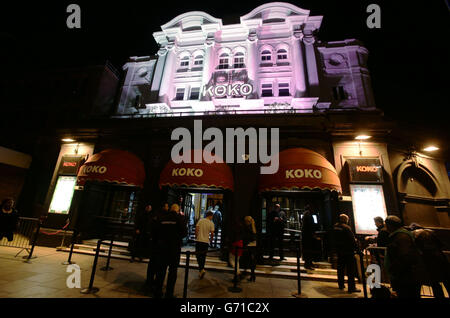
top-left (0, 245), bottom-right (366, 298)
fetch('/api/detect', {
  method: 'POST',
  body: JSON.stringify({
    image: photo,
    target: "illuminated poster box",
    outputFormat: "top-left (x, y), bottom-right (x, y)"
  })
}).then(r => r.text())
top-left (49, 176), bottom-right (77, 214)
top-left (350, 184), bottom-right (387, 235)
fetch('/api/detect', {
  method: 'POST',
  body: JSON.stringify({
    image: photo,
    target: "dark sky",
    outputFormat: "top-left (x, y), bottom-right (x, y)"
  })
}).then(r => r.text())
top-left (1, 0), bottom-right (449, 133)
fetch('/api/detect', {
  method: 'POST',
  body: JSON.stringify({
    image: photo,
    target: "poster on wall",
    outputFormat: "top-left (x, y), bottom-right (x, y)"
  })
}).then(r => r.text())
top-left (48, 176), bottom-right (77, 214)
top-left (350, 184), bottom-right (387, 235)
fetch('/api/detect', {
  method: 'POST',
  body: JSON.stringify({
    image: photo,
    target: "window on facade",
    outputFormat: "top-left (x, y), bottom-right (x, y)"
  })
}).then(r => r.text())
top-left (261, 83), bottom-right (273, 97)
top-left (261, 50), bottom-right (272, 62)
top-left (278, 83), bottom-right (290, 96)
top-left (180, 56), bottom-right (189, 69)
top-left (175, 88), bottom-right (185, 100)
top-left (277, 49), bottom-right (288, 61)
top-left (233, 52), bottom-right (245, 68)
top-left (189, 87), bottom-right (200, 100)
top-left (218, 53), bottom-right (229, 69)
top-left (194, 55), bottom-right (203, 66)
top-left (332, 86), bottom-right (347, 100)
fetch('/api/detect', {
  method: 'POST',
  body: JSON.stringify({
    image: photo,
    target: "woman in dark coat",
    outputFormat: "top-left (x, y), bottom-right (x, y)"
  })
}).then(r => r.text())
top-left (131, 204), bottom-right (153, 261)
top-left (0, 198), bottom-right (19, 242)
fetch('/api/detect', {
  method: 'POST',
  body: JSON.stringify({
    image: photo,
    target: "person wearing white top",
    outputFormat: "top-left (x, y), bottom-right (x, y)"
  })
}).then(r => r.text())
top-left (195, 211), bottom-right (215, 278)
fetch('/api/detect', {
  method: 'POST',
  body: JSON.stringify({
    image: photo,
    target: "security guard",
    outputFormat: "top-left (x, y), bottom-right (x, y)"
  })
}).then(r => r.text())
top-left (151, 203), bottom-right (187, 298)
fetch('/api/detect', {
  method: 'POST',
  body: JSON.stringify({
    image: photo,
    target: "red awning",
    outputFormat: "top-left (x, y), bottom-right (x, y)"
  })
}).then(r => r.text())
top-left (76, 149), bottom-right (145, 188)
top-left (258, 148), bottom-right (341, 193)
top-left (159, 149), bottom-right (234, 191)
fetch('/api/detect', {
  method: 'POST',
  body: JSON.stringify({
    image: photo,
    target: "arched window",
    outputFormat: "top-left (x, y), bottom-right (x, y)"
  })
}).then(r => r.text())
top-left (194, 55), bottom-right (203, 66)
top-left (179, 55), bottom-right (190, 69)
top-left (218, 53), bottom-right (229, 69)
top-left (233, 52), bottom-right (245, 69)
top-left (261, 50), bottom-right (272, 62)
top-left (277, 49), bottom-right (288, 61)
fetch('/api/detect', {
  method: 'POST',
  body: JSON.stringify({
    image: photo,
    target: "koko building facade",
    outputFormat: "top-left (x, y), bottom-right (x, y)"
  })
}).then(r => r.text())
top-left (45, 3), bottom-right (450, 256)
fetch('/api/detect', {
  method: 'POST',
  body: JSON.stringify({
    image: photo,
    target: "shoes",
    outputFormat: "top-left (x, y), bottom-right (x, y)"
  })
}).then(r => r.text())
top-left (348, 288), bottom-right (362, 293)
top-left (199, 269), bottom-right (206, 279)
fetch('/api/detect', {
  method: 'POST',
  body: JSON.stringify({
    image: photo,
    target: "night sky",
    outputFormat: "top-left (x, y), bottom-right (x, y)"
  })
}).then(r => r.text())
top-left (1, 0), bottom-right (449, 142)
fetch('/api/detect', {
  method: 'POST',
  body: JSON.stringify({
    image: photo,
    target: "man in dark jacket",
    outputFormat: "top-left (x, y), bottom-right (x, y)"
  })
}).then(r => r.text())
top-left (412, 225), bottom-right (450, 298)
top-left (0, 198), bottom-right (19, 241)
top-left (151, 203), bottom-right (187, 298)
top-left (302, 206), bottom-right (318, 269)
top-left (384, 216), bottom-right (423, 298)
top-left (267, 204), bottom-right (286, 261)
top-left (132, 203), bottom-right (153, 262)
top-left (333, 214), bottom-right (361, 293)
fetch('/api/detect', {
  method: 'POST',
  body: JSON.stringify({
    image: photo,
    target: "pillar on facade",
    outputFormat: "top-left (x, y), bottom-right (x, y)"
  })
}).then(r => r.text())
top-left (158, 42), bottom-right (176, 105)
top-left (150, 47), bottom-right (168, 103)
top-left (292, 31), bottom-right (307, 98)
top-left (246, 31), bottom-right (259, 99)
top-left (303, 31), bottom-right (320, 97)
top-left (201, 36), bottom-right (215, 101)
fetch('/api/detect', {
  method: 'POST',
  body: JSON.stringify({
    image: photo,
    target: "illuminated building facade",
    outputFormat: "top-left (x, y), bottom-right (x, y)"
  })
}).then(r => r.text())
top-left (34, 3), bottom-right (450, 254)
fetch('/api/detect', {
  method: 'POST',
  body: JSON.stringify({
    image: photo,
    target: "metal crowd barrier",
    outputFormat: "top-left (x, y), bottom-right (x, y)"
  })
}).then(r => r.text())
top-left (0, 217), bottom-right (41, 261)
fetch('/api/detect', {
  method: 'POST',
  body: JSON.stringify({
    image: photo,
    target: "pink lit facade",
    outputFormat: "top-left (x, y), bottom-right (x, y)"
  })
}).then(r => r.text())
top-left (116, 2), bottom-right (376, 116)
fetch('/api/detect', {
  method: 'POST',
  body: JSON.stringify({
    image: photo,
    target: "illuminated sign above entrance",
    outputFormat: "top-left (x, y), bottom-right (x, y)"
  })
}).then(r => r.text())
top-left (347, 158), bottom-right (383, 183)
top-left (202, 83), bottom-right (254, 98)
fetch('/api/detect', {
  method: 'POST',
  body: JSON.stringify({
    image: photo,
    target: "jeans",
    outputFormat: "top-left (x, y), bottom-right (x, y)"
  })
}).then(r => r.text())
top-left (337, 253), bottom-right (356, 290)
top-left (195, 242), bottom-right (209, 271)
top-left (154, 252), bottom-right (180, 298)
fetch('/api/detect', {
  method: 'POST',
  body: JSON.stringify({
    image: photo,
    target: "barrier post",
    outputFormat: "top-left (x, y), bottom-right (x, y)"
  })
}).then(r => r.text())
top-left (63, 230), bottom-right (78, 265)
top-left (80, 239), bottom-right (101, 294)
top-left (183, 251), bottom-right (191, 299)
top-left (292, 245), bottom-right (307, 298)
top-left (228, 246), bottom-right (242, 293)
top-left (24, 221), bottom-right (40, 263)
top-left (359, 250), bottom-right (368, 298)
top-left (101, 239), bottom-right (114, 271)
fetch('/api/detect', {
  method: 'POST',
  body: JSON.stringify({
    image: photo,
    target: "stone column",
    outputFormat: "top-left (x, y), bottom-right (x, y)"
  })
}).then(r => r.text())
top-left (201, 36), bottom-right (215, 101)
top-left (158, 42), bottom-right (176, 104)
top-left (303, 32), bottom-right (320, 97)
top-left (246, 31), bottom-right (259, 99)
top-left (150, 47), bottom-right (168, 103)
top-left (292, 31), bottom-right (307, 98)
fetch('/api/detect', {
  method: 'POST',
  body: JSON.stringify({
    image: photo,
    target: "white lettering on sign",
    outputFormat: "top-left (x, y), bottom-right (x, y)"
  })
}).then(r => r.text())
top-left (83, 166), bottom-right (107, 174)
top-left (202, 84), bottom-right (253, 98)
top-left (356, 166), bottom-right (379, 173)
top-left (285, 169), bottom-right (322, 179)
top-left (172, 168), bottom-right (203, 177)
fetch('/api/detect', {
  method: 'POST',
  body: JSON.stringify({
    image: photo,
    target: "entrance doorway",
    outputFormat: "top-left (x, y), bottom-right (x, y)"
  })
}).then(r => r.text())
top-left (261, 190), bottom-right (333, 260)
top-left (166, 188), bottom-right (225, 248)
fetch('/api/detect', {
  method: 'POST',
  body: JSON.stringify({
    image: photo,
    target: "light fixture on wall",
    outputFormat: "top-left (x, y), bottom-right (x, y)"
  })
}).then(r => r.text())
top-left (423, 146), bottom-right (439, 152)
top-left (62, 138), bottom-right (75, 142)
top-left (355, 135), bottom-right (372, 140)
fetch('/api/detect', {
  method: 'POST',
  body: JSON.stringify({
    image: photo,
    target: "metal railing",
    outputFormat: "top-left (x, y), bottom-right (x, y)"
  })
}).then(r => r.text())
top-left (0, 217), bottom-right (41, 261)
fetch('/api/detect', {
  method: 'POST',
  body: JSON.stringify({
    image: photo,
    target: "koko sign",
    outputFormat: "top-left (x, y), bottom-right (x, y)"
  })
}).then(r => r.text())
top-left (202, 83), bottom-right (253, 98)
top-left (285, 169), bottom-right (322, 179)
top-left (347, 158), bottom-right (383, 184)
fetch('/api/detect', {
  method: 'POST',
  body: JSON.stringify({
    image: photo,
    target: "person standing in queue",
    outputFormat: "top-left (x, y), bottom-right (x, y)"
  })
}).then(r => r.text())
top-left (0, 198), bottom-right (19, 242)
top-left (152, 203), bottom-right (187, 298)
top-left (131, 203), bottom-right (153, 263)
top-left (384, 216), bottom-right (424, 298)
top-left (145, 203), bottom-right (167, 291)
top-left (195, 211), bottom-right (215, 279)
top-left (301, 205), bottom-right (318, 270)
top-left (212, 205), bottom-right (222, 248)
top-left (267, 203), bottom-right (286, 261)
top-left (333, 214), bottom-right (361, 293)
